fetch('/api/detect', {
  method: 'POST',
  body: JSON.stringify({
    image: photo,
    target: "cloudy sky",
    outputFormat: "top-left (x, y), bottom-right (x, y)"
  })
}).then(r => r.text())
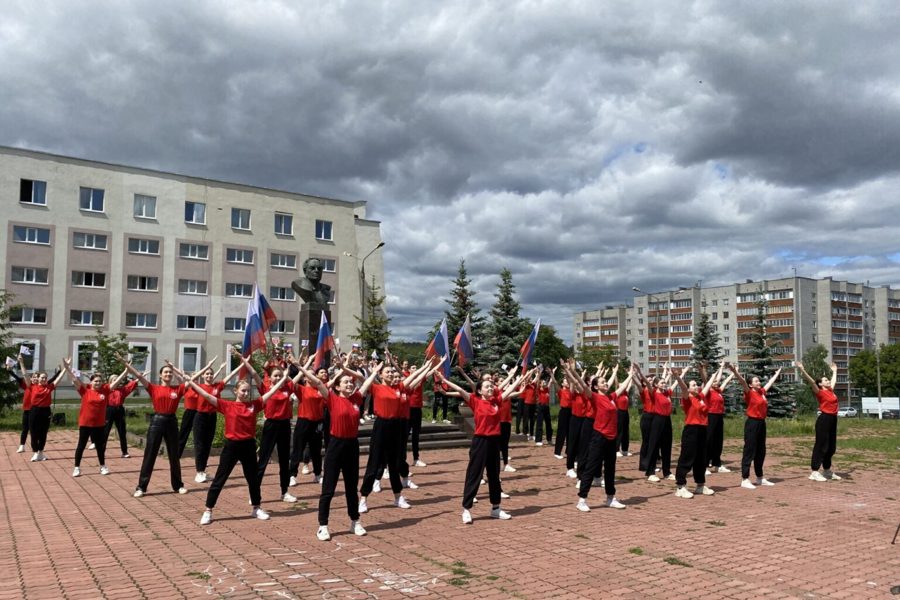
top-left (4, 1), bottom-right (900, 342)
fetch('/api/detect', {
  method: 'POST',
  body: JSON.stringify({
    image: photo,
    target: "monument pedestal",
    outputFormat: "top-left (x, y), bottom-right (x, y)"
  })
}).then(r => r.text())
top-left (299, 305), bottom-right (333, 357)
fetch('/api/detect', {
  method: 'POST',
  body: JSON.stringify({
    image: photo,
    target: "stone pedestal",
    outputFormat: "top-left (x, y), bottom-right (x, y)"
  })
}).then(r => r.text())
top-left (299, 305), bottom-right (333, 357)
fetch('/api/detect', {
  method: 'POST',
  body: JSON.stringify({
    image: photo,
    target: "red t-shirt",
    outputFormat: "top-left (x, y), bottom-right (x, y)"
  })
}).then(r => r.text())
top-left (571, 393), bottom-right (587, 418)
top-left (558, 388), bottom-right (572, 409)
top-left (108, 380), bottom-right (138, 408)
top-left (408, 384), bottom-right (425, 409)
top-left (197, 382), bottom-right (225, 414)
top-left (20, 381), bottom-right (32, 411)
top-left (147, 383), bottom-right (185, 415)
top-left (467, 394), bottom-right (501, 436)
top-left (371, 383), bottom-right (408, 419)
top-left (498, 395), bottom-right (512, 423)
top-left (217, 398), bottom-right (263, 441)
top-left (615, 392), bottom-right (629, 411)
top-left (521, 384), bottom-right (537, 405)
top-left (590, 392), bottom-right (618, 440)
top-left (682, 392), bottom-right (709, 426)
top-left (653, 390), bottom-right (673, 417)
top-left (326, 391), bottom-right (364, 438)
top-left (641, 388), bottom-right (654, 414)
top-left (537, 388), bottom-right (550, 406)
top-left (78, 385), bottom-right (111, 427)
top-left (817, 388), bottom-right (838, 415)
top-left (745, 388), bottom-right (768, 419)
top-left (584, 392), bottom-right (596, 419)
top-left (298, 384), bottom-right (325, 421)
top-left (261, 380), bottom-right (295, 420)
top-left (183, 387), bottom-right (199, 411)
top-left (706, 389), bottom-right (725, 415)
top-left (29, 383), bottom-right (55, 408)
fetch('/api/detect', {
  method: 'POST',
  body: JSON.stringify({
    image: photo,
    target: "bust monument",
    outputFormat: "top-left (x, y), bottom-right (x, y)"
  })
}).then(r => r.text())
top-left (292, 257), bottom-right (332, 308)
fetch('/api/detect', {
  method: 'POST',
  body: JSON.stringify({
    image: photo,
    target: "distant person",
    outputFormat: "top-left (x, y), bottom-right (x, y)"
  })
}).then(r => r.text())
top-left (796, 361), bottom-right (842, 482)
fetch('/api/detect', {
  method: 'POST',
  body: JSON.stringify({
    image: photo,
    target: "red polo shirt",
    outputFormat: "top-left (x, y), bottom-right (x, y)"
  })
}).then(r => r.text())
top-left (371, 383), bottom-right (408, 419)
top-left (197, 382), bottom-right (225, 414)
top-left (571, 392), bottom-right (587, 418)
top-left (653, 390), bottom-right (673, 417)
top-left (521, 384), bottom-right (537, 405)
top-left (261, 380), bottom-right (295, 420)
top-left (538, 388), bottom-right (550, 406)
top-left (682, 392), bottom-right (709, 426)
top-left (615, 392), bottom-right (629, 411)
top-left (147, 383), bottom-right (185, 415)
top-left (817, 388), bottom-right (838, 415)
top-left (183, 387), bottom-right (200, 411)
top-left (408, 384), bottom-right (425, 409)
top-left (218, 398), bottom-right (263, 441)
top-left (326, 391), bottom-right (364, 438)
top-left (29, 383), bottom-right (55, 408)
top-left (298, 384), bottom-right (326, 421)
top-left (108, 380), bottom-right (139, 408)
top-left (467, 394), bottom-right (501, 436)
top-left (641, 387), bottom-right (654, 414)
top-left (707, 388), bottom-right (725, 415)
top-left (558, 388), bottom-right (572, 409)
top-left (78, 385), bottom-right (110, 427)
top-left (745, 388), bottom-right (768, 419)
top-left (591, 392), bottom-right (618, 440)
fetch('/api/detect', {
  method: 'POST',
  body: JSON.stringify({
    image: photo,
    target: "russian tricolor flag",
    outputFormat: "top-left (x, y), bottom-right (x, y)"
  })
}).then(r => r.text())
top-left (426, 318), bottom-right (451, 378)
top-left (256, 283), bottom-right (278, 331)
top-left (519, 318), bottom-right (542, 372)
top-left (313, 312), bottom-right (336, 370)
top-left (242, 285), bottom-right (270, 359)
top-left (453, 313), bottom-right (474, 367)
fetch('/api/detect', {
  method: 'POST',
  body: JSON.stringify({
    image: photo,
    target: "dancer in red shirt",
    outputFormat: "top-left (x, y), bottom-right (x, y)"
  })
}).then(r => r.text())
top-left (10, 356), bottom-right (37, 453)
top-left (192, 362), bottom-right (241, 483)
top-left (796, 361), bottom-right (842, 482)
top-left (289, 364), bottom-right (330, 486)
top-left (728, 363), bottom-right (782, 489)
top-left (20, 364), bottom-right (65, 461)
top-left (644, 367), bottom-right (677, 483)
top-left (671, 367), bottom-right (718, 498)
top-left (100, 366), bottom-right (138, 458)
top-left (63, 358), bottom-right (119, 477)
top-left (704, 361), bottom-right (734, 474)
top-left (554, 376), bottom-right (573, 460)
top-left (533, 372), bottom-right (554, 446)
top-left (178, 362), bottom-right (225, 460)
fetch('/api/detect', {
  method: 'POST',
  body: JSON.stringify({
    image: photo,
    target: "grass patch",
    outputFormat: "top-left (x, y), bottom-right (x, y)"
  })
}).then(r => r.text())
top-left (186, 571), bottom-right (210, 581)
top-left (708, 520), bottom-right (725, 527)
top-left (486, 575), bottom-right (500, 581)
top-left (776, 502), bottom-right (789, 507)
top-left (869, 516), bottom-right (883, 522)
top-left (411, 553), bottom-right (478, 586)
top-left (449, 578), bottom-right (468, 586)
top-left (664, 556), bottom-right (692, 568)
top-left (628, 547), bottom-right (643, 555)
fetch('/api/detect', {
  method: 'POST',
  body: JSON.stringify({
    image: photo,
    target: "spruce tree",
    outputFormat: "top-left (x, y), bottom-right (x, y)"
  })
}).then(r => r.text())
top-left (355, 276), bottom-right (391, 354)
top-left (690, 311), bottom-right (723, 384)
top-left (0, 291), bottom-right (23, 411)
top-left (443, 259), bottom-right (487, 366)
top-left (796, 344), bottom-right (830, 414)
top-left (739, 299), bottom-right (793, 418)
top-left (483, 268), bottom-right (530, 371)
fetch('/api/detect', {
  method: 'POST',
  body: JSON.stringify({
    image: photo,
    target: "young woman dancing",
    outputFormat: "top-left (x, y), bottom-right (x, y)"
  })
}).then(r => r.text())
top-left (63, 358), bottom-right (125, 477)
top-left (289, 364), bottom-right (329, 487)
top-left (796, 361), bottom-right (841, 482)
top-left (554, 375), bottom-right (573, 460)
top-left (644, 367), bottom-right (676, 483)
top-left (727, 363), bottom-right (782, 489)
top-left (192, 362), bottom-right (241, 483)
top-left (10, 356), bottom-right (37, 453)
top-left (704, 361), bottom-right (734, 474)
top-left (671, 367), bottom-right (718, 498)
top-left (21, 365), bottom-right (65, 461)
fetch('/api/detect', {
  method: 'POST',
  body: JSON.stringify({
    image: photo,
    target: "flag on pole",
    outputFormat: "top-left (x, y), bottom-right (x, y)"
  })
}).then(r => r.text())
top-left (18, 345), bottom-right (31, 356)
top-left (425, 318), bottom-right (451, 378)
top-left (519, 318), bottom-right (542, 372)
top-left (255, 284), bottom-right (278, 331)
top-left (313, 312), bottom-right (336, 370)
top-left (242, 287), bottom-right (269, 361)
top-left (5, 357), bottom-right (16, 368)
top-left (453, 314), bottom-right (474, 367)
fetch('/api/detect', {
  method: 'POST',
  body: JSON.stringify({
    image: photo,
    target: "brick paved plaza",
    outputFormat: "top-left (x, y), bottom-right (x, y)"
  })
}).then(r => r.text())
top-left (1, 430), bottom-right (897, 599)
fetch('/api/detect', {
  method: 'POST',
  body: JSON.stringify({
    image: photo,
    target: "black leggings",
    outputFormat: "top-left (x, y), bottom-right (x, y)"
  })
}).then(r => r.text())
top-left (566, 415), bottom-right (585, 470)
top-left (433, 393), bottom-right (448, 421)
top-left (706, 413), bottom-right (725, 467)
top-left (20, 409), bottom-right (30, 446)
top-left (463, 435), bottom-right (501, 509)
top-left (29, 406), bottom-right (51, 452)
top-left (500, 422), bottom-right (512, 464)
top-left (177, 409), bottom-right (197, 459)
top-left (526, 404), bottom-right (537, 437)
top-left (534, 405), bottom-right (552, 443)
top-left (515, 399), bottom-right (526, 434)
top-left (616, 409), bottom-right (630, 453)
top-left (137, 414), bottom-right (183, 493)
top-left (644, 414), bottom-right (672, 477)
top-left (193, 412), bottom-right (218, 472)
top-left (75, 426), bottom-right (106, 467)
top-left (206, 438), bottom-right (260, 509)
top-left (575, 417), bottom-right (594, 478)
top-left (318, 437), bottom-right (360, 526)
top-left (638, 412), bottom-right (655, 472)
top-left (578, 431), bottom-right (617, 499)
top-left (741, 418), bottom-right (767, 479)
top-left (360, 418), bottom-right (404, 496)
top-left (409, 407), bottom-right (423, 461)
top-left (290, 418), bottom-right (323, 477)
top-left (257, 419), bottom-right (291, 495)
top-left (675, 424), bottom-right (707, 486)
top-left (554, 408), bottom-right (571, 456)
top-left (103, 405), bottom-right (128, 455)
top-left (811, 413), bottom-right (838, 471)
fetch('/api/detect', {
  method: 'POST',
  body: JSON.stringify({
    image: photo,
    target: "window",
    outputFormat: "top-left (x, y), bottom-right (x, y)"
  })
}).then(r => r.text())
top-left (129, 343), bottom-right (152, 373)
top-left (10, 307), bottom-right (47, 324)
top-left (672, 299), bottom-right (692, 308)
top-left (125, 313), bottom-right (158, 329)
top-left (128, 237), bottom-right (160, 255)
top-left (178, 279), bottom-right (208, 295)
top-left (271, 253), bottom-right (297, 269)
top-left (13, 340), bottom-right (40, 370)
top-left (185, 201), bottom-right (206, 224)
top-left (74, 341), bottom-right (98, 372)
top-left (177, 315), bottom-right (207, 330)
top-left (328, 289), bottom-right (336, 304)
top-left (231, 208), bottom-right (251, 230)
top-left (723, 311), bottom-right (729, 318)
top-left (712, 312), bottom-right (718, 320)
top-left (133, 194), bottom-right (157, 219)
top-left (71, 271), bottom-right (106, 288)
top-left (11, 267), bottom-right (49, 285)
top-left (179, 243), bottom-right (209, 260)
top-left (79, 187), bottom-right (105, 212)
top-left (226, 248), bottom-right (254, 264)
top-left (271, 320), bottom-right (295, 334)
top-left (315, 219), bottom-right (333, 241)
top-left (127, 275), bottom-right (159, 292)
top-left (20, 179), bottom-right (47, 205)
top-left (724, 324), bottom-right (730, 331)
top-left (70, 310), bottom-right (104, 326)
top-left (224, 318), bottom-right (246, 332)
top-left (73, 232), bottom-right (108, 250)
top-left (179, 345), bottom-right (201, 372)
top-left (13, 226), bottom-right (50, 245)
top-left (275, 213), bottom-right (293, 235)
top-left (270, 286), bottom-right (296, 301)
top-left (318, 258), bottom-right (336, 272)
top-left (225, 283), bottom-right (253, 298)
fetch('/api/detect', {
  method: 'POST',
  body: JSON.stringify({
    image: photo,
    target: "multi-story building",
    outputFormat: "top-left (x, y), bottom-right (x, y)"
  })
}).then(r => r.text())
top-left (574, 276), bottom-right (900, 402)
top-left (1, 146), bottom-right (385, 378)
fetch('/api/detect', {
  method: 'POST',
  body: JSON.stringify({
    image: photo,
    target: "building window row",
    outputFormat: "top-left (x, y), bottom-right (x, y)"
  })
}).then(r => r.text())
top-left (11, 266), bottom-right (48, 285)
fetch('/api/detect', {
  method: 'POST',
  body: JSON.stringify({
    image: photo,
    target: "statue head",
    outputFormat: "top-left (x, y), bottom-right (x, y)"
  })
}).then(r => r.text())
top-left (302, 257), bottom-right (323, 285)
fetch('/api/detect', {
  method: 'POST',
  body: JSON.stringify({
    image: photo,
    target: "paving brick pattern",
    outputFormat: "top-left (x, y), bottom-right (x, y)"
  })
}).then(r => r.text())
top-left (1, 430), bottom-right (897, 599)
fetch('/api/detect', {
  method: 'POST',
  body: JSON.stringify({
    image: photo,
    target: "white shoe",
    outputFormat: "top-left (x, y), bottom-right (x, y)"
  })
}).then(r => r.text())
top-left (178, 487), bottom-right (188, 494)
top-left (472, 496), bottom-right (478, 503)
top-left (37, 451), bottom-right (48, 461)
top-left (415, 459), bottom-right (427, 467)
top-left (301, 464), bottom-right (311, 475)
top-left (121, 453), bottom-right (130, 459)
top-left (500, 491), bottom-right (510, 499)
top-left (359, 418), bottom-right (366, 425)
top-left (666, 474), bottom-right (676, 481)
top-left (566, 468), bottom-right (577, 479)
top-left (314, 475), bottom-right (323, 484)
top-left (99, 466), bottom-right (110, 476)
top-left (381, 471), bottom-right (389, 480)
top-left (195, 472), bottom-right (207, 483)
top-left (394, 495), bottom-right (411, 509)
top-left (283, 493), bottom-right (298, 503)
top-left (351, 520), bottom-right (366, 536)
top-left (372, 480), bottom-right (382, 493)
top-left (705, 469), bottom-right (712, 476)
top-left (575, 480), bottom-right (581, 489)
top-left (741, 479), bottom-right (756, 490)
top-left (200, 510), bottom-right (212, 525)
top-left (358, 498), bottom-right (368, 513)
top-left (655, 467), bottom-right (660, 472)
top-left (317, 525), bottom-right (331, 541)
top-left (252, 507), bottom-right (270, 521)
top-left (717, 466), bottom-right (731, 473)
top-left (606, 496), bottom-right (626, 509)
top-left (809, 471), bottom-right (828, 482)
top-left (675, 486), bottom-right (694, 499)
top-left (625, 452), bottom-right (633, 457)
top-left (16, 445), bottom-right (24, 453)
top-left (72, 467), bottom-right (81, 477)
top-left (431, 420), bottom-right (437, 424)
top-left (88, 442), bottom-right (96, 450)
top-left (695, 486), bottom-right (715, 496)
top-left (535, 442), bottom-right (543, 446)
top-left (576, 498), bottom-right (590, 512)
top-left (504, 464), bottom-right (516, 473)
top-left (480, 478), bottom-right (486, 485)
top-left (647, 475), bottom-right (660, 483)
top-left (490, 507), bottom-right (511, 520)
top-left (462, 509), bottom-right (473, 524)
top-left (403, 478), bottom-right (419, 489)
top-left (755, 478), bottom-right (775, 487)
top-left (554, 454), bottom-right (563, 459)
top-left (289, 476), bottom-right (298, 486)
top-left (616, 451), bottom-right (624, 457)
top-left (133, 489), bottom-right (144, 498)
top-left (824, 470), bottom-right (842, 480)
top-left (442, 419), bottom-right (451, 424)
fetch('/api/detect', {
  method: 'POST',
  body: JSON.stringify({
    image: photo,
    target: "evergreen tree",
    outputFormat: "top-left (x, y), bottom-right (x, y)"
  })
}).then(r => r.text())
top-left (91, 327), bottom-right (147, 378)
top-left (0, 291), bottom-right (23, 412)
top-left (355, 276), bottom-right (391, 354)
top-left (692, 311), bottom-right (723, 374)
top-left (576, 344), bottom-right (629, 371)
top-left (796, 343), bottom-right (830, 414)
top-left (739, 299), bottom-right (793, 418)
top-left (532, 324), bottom-right (572, 370)
top-left (483, 268), bottom-right (530, 372)
top-left (442, 259), bottom-right (487, 366)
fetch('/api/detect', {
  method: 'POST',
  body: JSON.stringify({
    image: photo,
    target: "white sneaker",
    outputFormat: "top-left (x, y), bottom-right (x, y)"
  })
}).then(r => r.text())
top-left (317, 525), bottom-right (331, 541)
top-left (480, 478), bottom-right (486, 485)
top-left (755, 478), bottom-right (775, 487)
top-left (576, 498), bottom-right (591, 512)
top-left (647, 475), bottom-right (661, 483)
top-left (431, 419), bottom-right (437, 424)
top-left (372, 480), bottom-right (382, 493)
top-left (252, 507), bottom-right (270, 520)
top-left (809, 471), bottom-right (827, 482)
top-left (666, 474), bottom-right (676, 481)
top-left (351, 520), bottom-right (366, 536)
top-left (675, 486), bottom-right (694, 499)
top-left (490, 507), bottom-right (511, 519)
top-left (616, 451), bottom-right (624, 457)
top-left (121, 453), bottom-right (130, 459)
top-left (394, 495), bottom-right (411, 509)
top-left (442, 419), bottom-right (451, 424)
top-left (705, 469), bottom-right (712, 476)
top-left (606, 496), bottom-right (626, 509)
top-left (381, 471), bottom-right (389, 480)
top-left (358, 498), bottom-right (368, 513)
top-left (99, 466), bottom-right (110, 476)
top-left (566, 468), bottom-right (577, 479)
top-left (314, 475), bottom-right (322, 484)
top-left (695, 486), bottom-right (715, 496)
top-left (37, 451), bottom-right (48, 461)
top-left (462, 509), bottom-right (473, 524)
top-left (575, 480), bottom-right (581, 489)
top-left (415, 459), bottom-right (427, 467)
top-left (301, 464), bottom-right (311, 475)
top-left (178, 487), bottom-right (188, 494)
top-left (283, 493), bottom-right (298, 503)
top-left (88, 442), bottom-right (96, 450)
top-left (289, 476), bottom-right (298, 486)
top-left (717, 466), bottom-right (731, 473)
top-left (133, 489), bottom-right (144, 498)
top-left (824, 470), bottom-right (842, 480)
top-left (195, 472), bottom-right (207, 483)
top-left (504, 464), bottom-right (516, 473)
top-left (200, 510), bottom-right (212, 525)
top-left (403, 478), bottom-right (419, 489)
top-left (500, 491), bottom-right (510, 499)
top-left (554, 454), bottom-right (564, 459)
top-left (625, 452), bottom-right (633, 457)
top-left (16, 445), bottom-right (24, 453)
top-left (741, 479), bottom-right (756, 490)
top-left (535, 442), bottom-right (543, 446)
top-left (472, 496), bottom-right (478, 503)
top-left (359, 418), bottom-right (366, 425)
top-left (72, 467), bottom-right (81, 477)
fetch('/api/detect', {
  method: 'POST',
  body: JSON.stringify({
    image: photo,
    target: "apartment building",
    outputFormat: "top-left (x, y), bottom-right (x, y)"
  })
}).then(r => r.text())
top-left (1, 146), bottom-right (384, 378)
top-left (574, 276), bottom-right (900, 402)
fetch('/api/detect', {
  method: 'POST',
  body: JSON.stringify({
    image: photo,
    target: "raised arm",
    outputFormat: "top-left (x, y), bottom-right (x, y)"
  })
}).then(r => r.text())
top-left (295, 363), bottom-right (329, 398)
top-left (456, 364), bottom-right (477, 393)
top-left (606, 364), bottom-right (620, 389)
top-left (236, 354), bottom-right (262, 387)
top-left (17, 355), bottom-right (30, 387)
top-left (62, 357), bottom-right (85, 391)
top-left (357, 362), bottom-right (384, 397)
top-left (110, 367), bottom-right (129, 390)
top-left (794, 361), bottom-right (819, 392)
top-left (763, 367), bottom-right (782, 393)
top-left (501, 374), bottom-right (527, 400)
top-left (671, 367), bottom-right (689, 396)
top-left (828, 362), bottom-right (838, 389)
top-left (437, 373), bottom-right (471, 404)
top-left (614, 366), bottom-right (635, 396)
top-left (118, 353), bottom-right (152, 390)
top-left (727, 362), bottom-right (749, 392)
top-left (404, 358), bottom-right (437, 389)
top-left (50, 366), bottom-right (66, 386)
top-left (261, 371), bottom-right (291, 402)
top-left (702, 363), bottom-right (723, 397)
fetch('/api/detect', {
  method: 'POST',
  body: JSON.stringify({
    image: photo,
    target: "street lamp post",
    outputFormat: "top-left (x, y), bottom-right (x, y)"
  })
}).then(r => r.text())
top-left (359, 241), bottom-right (386, 335)
top-left (632, 286), bottom-right (673, 375)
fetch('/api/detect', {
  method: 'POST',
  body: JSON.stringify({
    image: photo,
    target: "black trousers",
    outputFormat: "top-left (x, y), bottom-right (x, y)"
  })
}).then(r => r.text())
top-left (534, 404), bottom-right (552, 443)
top-left (500, 422), bottom-right (512, 464)
top-left (811, 413), bottom-right (838, 471)
top-left (675, 424), bottom-right (707, 486)
top-left (257, 419), bottom-right (291, 495)
top-left (462, 435), bottom-right (501, 509)
top-left (75, 426), bottom-right (106, 467)
top-left (206, 438), bottom-right (260, 509)
top-left (375, 417), bottom-right (411, 480)
top-left (177, 408), bottom-right (197, 459)
top-left (322, 407), bottom-right (331, 447)
top-left (20, 409), bottom-right (30, 446)
top-left (638, 412), bottom-right (654, 471)
top-left (515, 399), bottom-right (526, 434)
top-left (644, 414), bottom-right (672, 477)
top-left (741, 418), bottom-right (767, 479)
top-left (433, 393), bottom-right (448, 421)
top-left (409, 407), bottom-right (423, 461)
top-left (706, 413), bottom-right (725, 467)
top-left (290, 418), bottom-right (323, 478)
top-left (566, 415), bottom-right (585, 470)
top-left (137, 414), bottom-right (183, 492)
top-left (526, 404), bottom-right (537, 437)
top-left (193, 412), bottom-right (217, 472)
top-left (575, 418), bottom-right (594, 478)
top-left (554, 407), bottom-right (571, 456)
top-left (359, 417), bottom-right (404, 496)
top-left (29, 406), bottom-right (51, 452)
top-left (578, 431), bottom-right (617, 499)
top-left (616, 409), bottom-right (630, 453)
top-left (318, 437), bottom-right (360, 526)
top-left (103, 405), bottom-right (128, 455)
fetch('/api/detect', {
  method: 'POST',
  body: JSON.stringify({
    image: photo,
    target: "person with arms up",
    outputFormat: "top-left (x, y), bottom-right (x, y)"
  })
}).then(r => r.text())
top-left (796, 361), bottom-right (842, 482)
top-left (727, 362), bottom-right (782, 489)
